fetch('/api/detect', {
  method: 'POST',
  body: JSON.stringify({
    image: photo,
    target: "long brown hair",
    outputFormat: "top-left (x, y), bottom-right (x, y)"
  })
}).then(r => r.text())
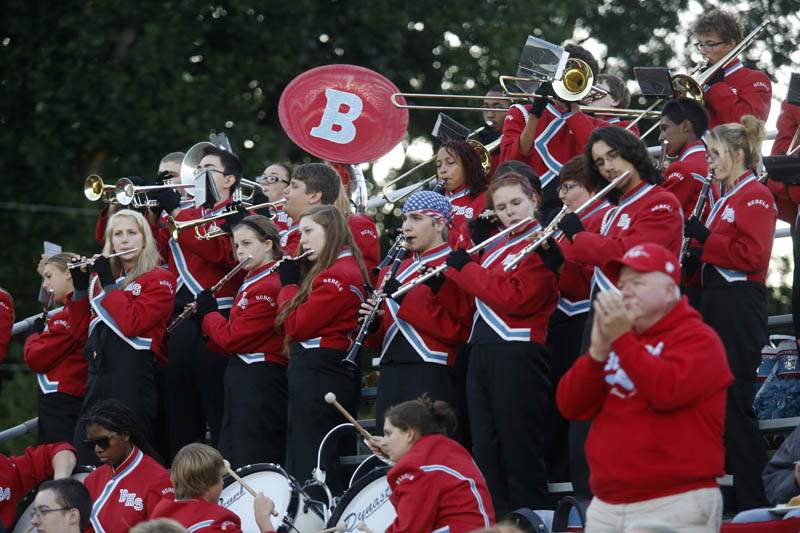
top-left (276, 205), bottom-right (369, 333)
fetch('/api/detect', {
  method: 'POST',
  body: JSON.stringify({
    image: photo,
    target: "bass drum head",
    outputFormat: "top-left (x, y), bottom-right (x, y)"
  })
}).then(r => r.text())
top-left (219, 463), bottom-right (297, 533)
top-left (327, 466), bottom-right (396, 533)
top-left (11, 465), bottom-right (95, 533)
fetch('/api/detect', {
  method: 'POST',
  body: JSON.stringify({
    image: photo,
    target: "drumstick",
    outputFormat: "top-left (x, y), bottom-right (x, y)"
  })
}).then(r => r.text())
top-left (317, 526), bottom-right (346, 533)
top-left (324, 392), bottom-right (372, 440)
top-left (223, 460), bottom-right (278, 516)
top-left (357, 522), bottom-right (375, 533)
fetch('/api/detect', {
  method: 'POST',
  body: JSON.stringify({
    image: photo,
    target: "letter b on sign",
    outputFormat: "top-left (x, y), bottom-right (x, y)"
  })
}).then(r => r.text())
top-left (310, 88), bottom-right (363, 145)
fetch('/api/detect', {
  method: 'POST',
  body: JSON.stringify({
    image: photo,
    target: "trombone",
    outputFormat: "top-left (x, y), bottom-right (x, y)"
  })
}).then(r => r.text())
top-left (499, 57), bottom-right (605, 103)
top-left (167, 199), bottom-right (286, 240)
top-left (115, 177), bottom-right (194, 207)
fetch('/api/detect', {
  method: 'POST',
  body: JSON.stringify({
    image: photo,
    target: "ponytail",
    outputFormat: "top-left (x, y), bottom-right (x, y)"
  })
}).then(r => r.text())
top-left (741, 115), bottom-right (766, 168)
top-left (707, 115), bottom-right (766, 179)
top-left (384, 395), bottom-right (457, 437)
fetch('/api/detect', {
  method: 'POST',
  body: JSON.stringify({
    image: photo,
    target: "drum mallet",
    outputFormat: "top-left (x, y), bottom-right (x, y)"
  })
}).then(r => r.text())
top-left (324, 392), bottom-right (372, 440)
top-left (317, 526), bottom-right (346, 533)
top-left (223, 460), bottom-right (278, 516)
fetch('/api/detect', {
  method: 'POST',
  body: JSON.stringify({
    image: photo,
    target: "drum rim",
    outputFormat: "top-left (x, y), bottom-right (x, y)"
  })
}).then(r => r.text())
top-left (220, 462), bottom-right (299, 533)
top-left (10, 465), bottom-right (96, 532)
top-left (326, 465), bottom-right (391, 528)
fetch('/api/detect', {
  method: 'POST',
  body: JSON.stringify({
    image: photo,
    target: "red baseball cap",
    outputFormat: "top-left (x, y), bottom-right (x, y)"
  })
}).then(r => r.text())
top-left (605, 243), bottom-right (681, 285)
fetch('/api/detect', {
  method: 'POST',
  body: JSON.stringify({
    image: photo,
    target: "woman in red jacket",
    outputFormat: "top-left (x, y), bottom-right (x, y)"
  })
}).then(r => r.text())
top-left (436, 140), bottom-right (488, 248)
top-left (276, 205), bottom-right (370, 492)
top-left (437, 173), bottom-right (559, 518)
top-left (193, 215), bottom-right (288, 469)
top-left (367, 396), bottom-right (495, 533)
top-left (24, 252), bottom-right (88, 444)
top-left (683, 115), bottom-right (776, 511)
top-left (69, 209), bottom-right (177, 465)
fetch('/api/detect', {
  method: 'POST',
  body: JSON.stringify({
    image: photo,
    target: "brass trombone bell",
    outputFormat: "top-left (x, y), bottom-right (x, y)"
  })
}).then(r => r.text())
top-left (500, 58), bottom-right (604, 102)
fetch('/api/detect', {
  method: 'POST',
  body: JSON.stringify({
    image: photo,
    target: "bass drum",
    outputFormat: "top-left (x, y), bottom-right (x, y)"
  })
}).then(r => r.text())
top-left (218, 463), bottom-right (324, 533)
top-left (12, 465), bottom-right (95, 533)
top-left (327, 466), bottom-right (396, 533)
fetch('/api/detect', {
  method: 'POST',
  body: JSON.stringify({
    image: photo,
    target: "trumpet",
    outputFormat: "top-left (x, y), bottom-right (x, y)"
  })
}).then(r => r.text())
top-left (67, 248), bottom-right (139, 270)
top-left (115, 177), bottom-right (194, 207)
top-left (84, 175), bottom-right (117, 203)
top-left (502, 171), bottom-right (630, 272)
top-left (167, 199), bottom-right (286, 240)
top-left (391, 216), bottom-right (536, 298)
top-left (232, 178), bottom-right (261, 202)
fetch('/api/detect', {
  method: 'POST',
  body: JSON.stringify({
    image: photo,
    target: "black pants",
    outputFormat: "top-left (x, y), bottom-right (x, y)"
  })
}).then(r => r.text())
top-left (467, 341), bottom-right (551, 519)
top-left (73, 325), bottom-right (158, 465)
top-left (163, 301), bottom-right (228, 462)
top-left (374, 361), bottom-right (455, 433)
top-left (702, 282), bottom-right (769, 511)
top-left (546, 311), bottom-right (588, 483)
top-left (37, 391), bottom-right (83, 445)
top-left (219, 360), bottom-right (288, 470)
top-left (286, 345), bottom-right (358, 493)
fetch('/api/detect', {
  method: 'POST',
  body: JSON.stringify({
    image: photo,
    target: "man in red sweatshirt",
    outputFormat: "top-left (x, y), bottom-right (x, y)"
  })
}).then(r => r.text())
top-left (557, 243), bottom-right (732, 532)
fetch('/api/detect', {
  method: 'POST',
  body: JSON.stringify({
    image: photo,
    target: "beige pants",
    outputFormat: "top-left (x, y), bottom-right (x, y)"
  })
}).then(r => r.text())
top-left (585, 487), bottom-right (723, 533)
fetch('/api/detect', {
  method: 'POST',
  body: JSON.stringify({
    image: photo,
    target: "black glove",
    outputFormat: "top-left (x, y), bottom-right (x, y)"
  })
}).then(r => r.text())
top-left (150, 187), bottom-right (181, 214)
top-left (382, 277), bottom-right (405, 304)
top-left (446, 249), bottom-right (471, 271)
top-left (706, 68), bottom-right (725, 87)
top-left (220, 204), bottom-right (249, 234)
top-left (468, 216), bottom-right (497, 246)
top-left (71, 266), bottom-right (90, 292)
top-left (682, 246), bottom-right (703, 278)
top-left (684, 216), bottom-right (710, 244)
top-left (278, 259), bottom-right (301, 286)
top-left (92, 255), bottom-right (116, 287)
top-left (31, 317), bottom-right (46, 334)
top-left (423, 273), bottom-right (445, 294)
top-left (532, 82), bottom-right (554, 118)
top-left (193, 289), bottom-right (218, 321)
top-left (535, 238), bottom-right (565, 274)
top-left (557, 212), bottom-right (585, 242)
top-left (248, 189), bottom-right (274, 217)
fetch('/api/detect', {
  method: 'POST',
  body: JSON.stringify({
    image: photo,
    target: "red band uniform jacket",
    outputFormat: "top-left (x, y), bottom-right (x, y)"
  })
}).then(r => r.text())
top-left (704, 59), bottom-right (771, 128)
top-left (446, 186), bottom-right (487, 250)
top-left (557, 297), bottom-right (733, 503)
top-left (0, 289), bottom-right (13, 365)
top-left (151, 498), bottom-right (242, 533)
top-left (24, 305), bottom-right (88, 397)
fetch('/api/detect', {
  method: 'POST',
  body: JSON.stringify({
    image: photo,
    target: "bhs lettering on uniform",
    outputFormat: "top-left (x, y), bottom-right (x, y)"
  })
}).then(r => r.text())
top-left (322, 278), bottom-right (343, 292)
top-left (124, 283), bottom-right (142, 296)
top-left (118, 489), bottom-right (144, 511)
top-left (0, 486), bottom-right (10, 501)
top-left (451, 205), bottom-right (475, 219)
top-left (616, 214), bottom-right (631, 230)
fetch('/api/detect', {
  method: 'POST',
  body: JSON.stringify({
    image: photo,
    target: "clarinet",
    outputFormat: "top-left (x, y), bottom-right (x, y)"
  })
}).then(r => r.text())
top-left (41, 289), bottom-right (55, 323)
top-left (372, 233), bottom-right (405, 278)
top-left (680, 170), bottom-right (714, 266)
top-left (343, 245), bottom-right (409, 367)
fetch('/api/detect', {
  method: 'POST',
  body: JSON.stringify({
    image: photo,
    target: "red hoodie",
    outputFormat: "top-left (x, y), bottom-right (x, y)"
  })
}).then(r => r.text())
top-left (386, 434), bottom-right (495, 533)
top-left (557, 297), bottom-right (732, 503)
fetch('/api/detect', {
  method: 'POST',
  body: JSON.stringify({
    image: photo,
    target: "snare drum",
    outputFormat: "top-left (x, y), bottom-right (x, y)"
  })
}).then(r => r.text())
top-left (218, 463), bottom-right (323, 533)
top-left (327, 466), bottom-right (396, 533)
top-left (11, 465), bottom-right (95, 533)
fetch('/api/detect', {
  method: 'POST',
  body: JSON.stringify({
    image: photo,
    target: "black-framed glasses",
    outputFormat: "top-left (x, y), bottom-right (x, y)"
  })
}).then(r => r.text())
top-left (695, 40), bottom-right (728, 51)
top-left (83, 432), bottom-right (117, 450)
top-left (557, 183), bottom-right (581, 194)
top-left (30, 507), bottom-right (72, 519)
top-left (257, 174), bottom-right (290, 186)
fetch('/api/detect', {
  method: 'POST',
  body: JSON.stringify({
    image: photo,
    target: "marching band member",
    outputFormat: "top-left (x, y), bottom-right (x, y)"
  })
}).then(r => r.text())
top-left (657, 98), bottom-right (712, 219)
top-left (255, 161), bottom-right (293, 232)
top-left (195, 215), bottom-right (287, 469)
top-left (367, 397), bottom-right (495, 533)
top-left (153, 145), bottom-right (243, 459)
top-left (360, 190), bottom-right (471, 431)
top-left (589, 74), bottom-right (640, 134)
top-left (24, 253), bottom-right (88, 444)
top-left (276, 205), bottom-right (370, 491)
top-left (0, 442), bottom-right (77, 529)
top-left (82, 400), bottom-right (173, 533)
top-left (545, 156), bottom-right (612, 483)
top-left (500, 44), bottom-right (602, 218)
top-left (30, 478), bottom-right (93, 533)
top-left (474, 84), bottom-right (509, 179)
top-left (436, 139), bottom-right (488, 248)
top-left (691, 9), bottom-right (771, 127)
top-left (437, 172), bottom-right (558, 517)
top-left (69, 209), bottom-right (176, 464)
top-left (151, 443), bottom-right (277, 533)
top-left (554, 126), bottom-right (682, 498)
top-left (683, 115), bottom-right (776, 511)
top-left (281, 163), bottom-right (380, 273)
top-left (0, 286), bottom-right (12, 367)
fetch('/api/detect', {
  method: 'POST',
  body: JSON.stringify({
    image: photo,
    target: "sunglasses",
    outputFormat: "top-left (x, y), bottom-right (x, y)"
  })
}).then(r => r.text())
top-left (84, 432), bottom-right (117, 450)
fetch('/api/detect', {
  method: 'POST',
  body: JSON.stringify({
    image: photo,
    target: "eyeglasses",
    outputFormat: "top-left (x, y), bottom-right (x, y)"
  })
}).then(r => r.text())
top-left (83, 432), bottom-right (117, 450)
top-left (256, 175), bottom-right (290, 186)
top-left (694, 40), bottom-right (728, 51)
top-left (557, 183), bottom-right (581, 194)
top-left (30, 507), bottom-right (71, 520)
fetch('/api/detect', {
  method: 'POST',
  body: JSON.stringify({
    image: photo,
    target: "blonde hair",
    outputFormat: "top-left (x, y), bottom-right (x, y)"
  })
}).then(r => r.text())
top-left (45, 252), bottom-right (80, 273)
top-left (103, 209), bottom-right (162, 289)
top-left (707, 115), bottom-right (765, 186)
top-left (129, 519), bottom-right (187, 533)
top-left (170, 443), bottom-right (225, 499)
top-left (276, 205), bottom-right (369, 336)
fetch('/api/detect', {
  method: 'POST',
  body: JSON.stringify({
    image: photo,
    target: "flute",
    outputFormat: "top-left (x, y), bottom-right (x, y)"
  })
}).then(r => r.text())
top-left (66, 248), bottom-right (139, 270)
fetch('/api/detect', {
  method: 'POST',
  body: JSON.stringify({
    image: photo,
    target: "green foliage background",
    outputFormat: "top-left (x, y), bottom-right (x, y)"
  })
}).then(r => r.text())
top-left (1, 0), bottom-right (797, 454)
